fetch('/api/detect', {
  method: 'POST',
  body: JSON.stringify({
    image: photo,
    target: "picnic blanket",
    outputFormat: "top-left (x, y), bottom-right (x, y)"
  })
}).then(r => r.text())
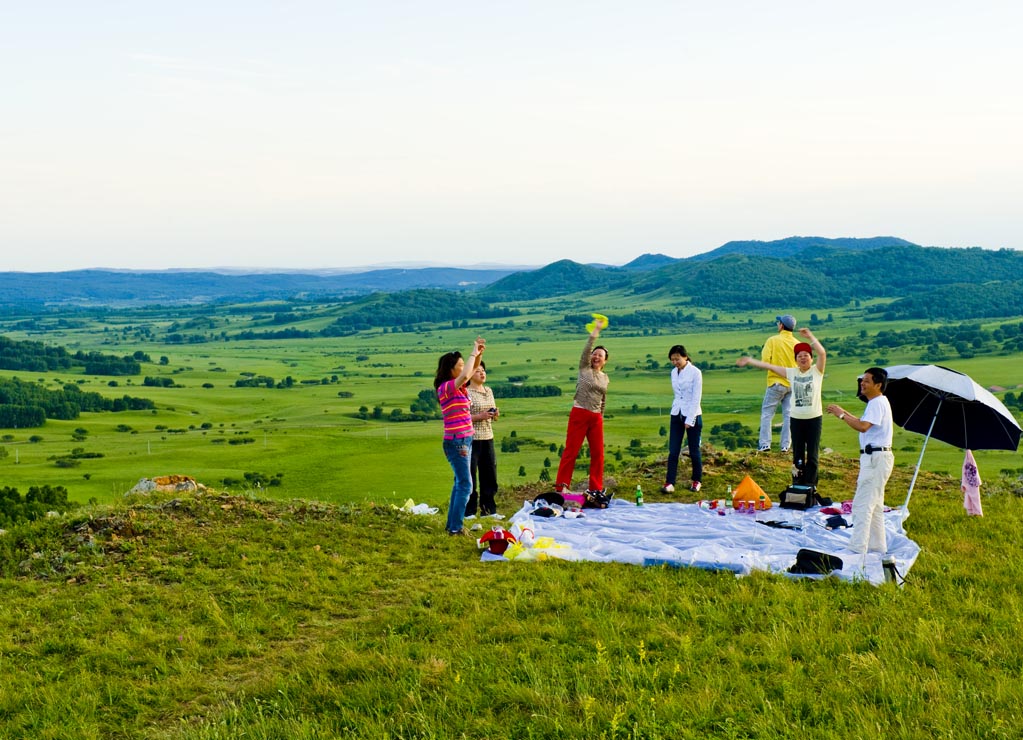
top-left (501, 499), bottom-right (920, 586)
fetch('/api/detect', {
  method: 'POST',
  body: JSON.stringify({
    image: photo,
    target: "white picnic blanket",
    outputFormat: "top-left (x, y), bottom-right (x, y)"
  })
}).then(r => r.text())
top-left (499, 499), bottom-right (920, 586)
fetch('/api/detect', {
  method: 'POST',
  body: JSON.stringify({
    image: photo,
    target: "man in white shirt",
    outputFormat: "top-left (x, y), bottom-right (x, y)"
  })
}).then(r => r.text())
top-left (826, 368), bottom-right (894, 554)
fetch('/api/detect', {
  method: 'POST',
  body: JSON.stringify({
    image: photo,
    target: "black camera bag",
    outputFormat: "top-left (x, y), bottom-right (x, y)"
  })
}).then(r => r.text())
top-left (779, 484), bottom-right (816, 510)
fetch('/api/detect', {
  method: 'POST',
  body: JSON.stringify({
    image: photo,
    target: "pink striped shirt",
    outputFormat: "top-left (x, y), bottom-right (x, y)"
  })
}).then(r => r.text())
top-left (437, 379), bottom-right (473, 440)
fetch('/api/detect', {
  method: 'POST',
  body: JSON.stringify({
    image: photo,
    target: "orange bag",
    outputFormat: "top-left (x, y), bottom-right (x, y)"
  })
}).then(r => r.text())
top-left (731, 474), bottom-right (772, 510)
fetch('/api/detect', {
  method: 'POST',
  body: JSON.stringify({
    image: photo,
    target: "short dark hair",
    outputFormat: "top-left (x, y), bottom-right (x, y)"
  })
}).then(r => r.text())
top-left (864, 366), bottom-right (888, 392)
top-left (592, 345), bottom-right (608, 361)
top-left (668, 344), bottom-right (687, 359)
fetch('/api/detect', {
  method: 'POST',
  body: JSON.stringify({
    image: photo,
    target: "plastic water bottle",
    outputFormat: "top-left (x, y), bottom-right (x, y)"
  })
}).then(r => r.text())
top-left (635, 484), bottom-right (644, 507)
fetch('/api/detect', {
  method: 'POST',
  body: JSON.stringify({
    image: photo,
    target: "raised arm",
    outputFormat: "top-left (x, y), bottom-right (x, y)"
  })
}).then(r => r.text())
top-left (578, 320), bottom-right (604, 369)
top-left (736, 355), bottom-right (788, 376)
top-left (454, 336), bottom-right (485, 387)
top-left (826, 403), bottom-right (873, 433)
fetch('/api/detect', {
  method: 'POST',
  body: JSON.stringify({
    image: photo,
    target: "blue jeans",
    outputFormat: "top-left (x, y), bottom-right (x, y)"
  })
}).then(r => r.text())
top-left (666, 413), bottom-right (702, 485)
top-left (443, 436), bottom-right (473, 532)
top-left (759, 383), bottom-right (792, 450)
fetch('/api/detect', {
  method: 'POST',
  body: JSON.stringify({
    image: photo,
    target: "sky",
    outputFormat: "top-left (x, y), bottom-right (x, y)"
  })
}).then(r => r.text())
top-left (3, 1), bottom-right (1021, 273)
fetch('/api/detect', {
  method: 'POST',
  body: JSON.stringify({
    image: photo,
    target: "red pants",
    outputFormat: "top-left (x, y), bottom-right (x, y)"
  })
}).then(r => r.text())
top-left (556, 406), bottom-right (605, 492)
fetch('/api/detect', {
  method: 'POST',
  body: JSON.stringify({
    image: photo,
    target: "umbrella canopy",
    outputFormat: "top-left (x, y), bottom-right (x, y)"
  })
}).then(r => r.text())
top-left (884, 364), bottom-right (1021, 508)
top-left (886, 364), bottom-right (1021, 450)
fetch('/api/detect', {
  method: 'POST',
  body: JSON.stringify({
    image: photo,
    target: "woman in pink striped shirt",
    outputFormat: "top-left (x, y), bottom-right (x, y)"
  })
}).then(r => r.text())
top-left (434, 336), bottom-right (486, 535)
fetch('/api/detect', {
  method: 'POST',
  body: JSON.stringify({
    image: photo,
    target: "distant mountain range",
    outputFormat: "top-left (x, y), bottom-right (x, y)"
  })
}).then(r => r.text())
top-left (4, 236), bottom-right (1023, 323)
top-left (0, 266), bottom-right (517, 308)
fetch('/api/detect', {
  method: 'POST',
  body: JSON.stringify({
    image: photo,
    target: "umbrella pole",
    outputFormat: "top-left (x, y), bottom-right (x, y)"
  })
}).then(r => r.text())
top-left (903, 400), bottom-right (942, 510)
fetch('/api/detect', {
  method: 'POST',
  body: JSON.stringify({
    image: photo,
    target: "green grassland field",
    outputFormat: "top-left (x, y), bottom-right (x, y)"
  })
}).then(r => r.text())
top-left (2, 291), bottom-right (1021, 508)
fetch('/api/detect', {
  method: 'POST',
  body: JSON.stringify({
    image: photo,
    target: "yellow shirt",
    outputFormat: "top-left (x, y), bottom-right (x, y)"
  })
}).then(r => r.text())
top-left (761, 330), bottom-right (798, 387)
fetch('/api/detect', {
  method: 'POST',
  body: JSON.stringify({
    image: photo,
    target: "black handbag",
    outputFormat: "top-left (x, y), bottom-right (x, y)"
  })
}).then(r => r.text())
top-left (788, 549), bottom-right (844, 575)
top-left (779, 484), bottom-right (815, 510)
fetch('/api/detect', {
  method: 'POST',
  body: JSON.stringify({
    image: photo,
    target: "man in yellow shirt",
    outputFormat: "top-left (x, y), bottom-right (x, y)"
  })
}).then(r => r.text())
top-left (757, 314), bottom-right (798, 452)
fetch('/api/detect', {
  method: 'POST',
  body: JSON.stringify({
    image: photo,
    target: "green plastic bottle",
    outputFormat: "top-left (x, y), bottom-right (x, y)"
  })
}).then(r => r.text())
top-left (635, 484), bottom-right (644, 507)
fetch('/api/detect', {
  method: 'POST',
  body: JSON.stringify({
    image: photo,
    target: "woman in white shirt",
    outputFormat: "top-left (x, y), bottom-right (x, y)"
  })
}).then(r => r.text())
top-left (661, 345), bottom-right (703, 494)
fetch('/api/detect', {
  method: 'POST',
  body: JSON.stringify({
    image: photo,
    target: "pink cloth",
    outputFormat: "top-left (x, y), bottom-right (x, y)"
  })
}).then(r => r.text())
top-left (962, 449), bottom-right (983, 516)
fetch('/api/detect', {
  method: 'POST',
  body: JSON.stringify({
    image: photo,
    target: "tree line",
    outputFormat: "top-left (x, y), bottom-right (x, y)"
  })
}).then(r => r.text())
top-left (0, 378), bottom-right (154, 428)
top-left (0, 484), bottom-right (78, 527)
top-left (0, 336), bottom-right (145, 375)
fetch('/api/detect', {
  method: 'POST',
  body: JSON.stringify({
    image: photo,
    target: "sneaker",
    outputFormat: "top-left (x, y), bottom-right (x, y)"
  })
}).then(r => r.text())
top-left (447, 527), bottom-right (470, 536)
top-left (690, 481), bottom-right (702, 493)
top-left (780, 447), bottom-right (791, 453)
top-left (757, 445), bottom-right (771, 452)
top-left (660, 483), bottom-right (675, 494)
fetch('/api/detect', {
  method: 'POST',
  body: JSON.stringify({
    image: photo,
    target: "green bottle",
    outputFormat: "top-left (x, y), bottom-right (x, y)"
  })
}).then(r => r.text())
top-left (635, 484), bottom-right (644, 507)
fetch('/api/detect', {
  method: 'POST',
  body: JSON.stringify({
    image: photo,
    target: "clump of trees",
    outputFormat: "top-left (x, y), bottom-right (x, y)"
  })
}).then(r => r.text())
top-left (48, 448), bottom-right (105, 468)
top-left (708, 421), bottom-right (758, 451)
top-left (487, 383), bottom-right (561, 399)
top-left (221, 471), bottom-right (283, 488)
top-left (0, 378), bottom-right (155, 428)
top-left (0, 336), bottom-right (142, 375)
top-left (0, 484), bottom-right (77, 527)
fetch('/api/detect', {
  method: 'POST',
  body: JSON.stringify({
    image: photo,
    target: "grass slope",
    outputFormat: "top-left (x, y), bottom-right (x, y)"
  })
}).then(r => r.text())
top-left (2, 450), bottom-right (1022, 739)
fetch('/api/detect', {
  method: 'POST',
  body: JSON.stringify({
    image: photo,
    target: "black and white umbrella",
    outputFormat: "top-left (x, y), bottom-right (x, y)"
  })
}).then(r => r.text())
top-left (884, 364), bottom-right (1021, 508)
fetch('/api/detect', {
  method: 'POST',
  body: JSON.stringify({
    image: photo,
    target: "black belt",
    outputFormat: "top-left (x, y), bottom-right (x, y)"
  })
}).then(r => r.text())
top-left (860, 446), bottom-right (892, 454)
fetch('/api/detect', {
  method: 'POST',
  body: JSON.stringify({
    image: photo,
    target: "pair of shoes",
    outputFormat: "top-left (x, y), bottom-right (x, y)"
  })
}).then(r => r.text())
top-left (757, 445), bottom-right (771, 453)
top-left (689, 481), bottom-right (701, 493)
top-left (660, 483), bottom-right (675, 494)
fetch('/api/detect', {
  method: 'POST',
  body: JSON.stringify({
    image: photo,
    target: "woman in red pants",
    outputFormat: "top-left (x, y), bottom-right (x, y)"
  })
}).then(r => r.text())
top-left (555, 319), bottom-right (609, 499)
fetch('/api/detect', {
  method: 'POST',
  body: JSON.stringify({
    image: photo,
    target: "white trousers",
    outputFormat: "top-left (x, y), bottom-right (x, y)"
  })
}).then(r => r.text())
top-left (849, 451), bottom-right (894, 554)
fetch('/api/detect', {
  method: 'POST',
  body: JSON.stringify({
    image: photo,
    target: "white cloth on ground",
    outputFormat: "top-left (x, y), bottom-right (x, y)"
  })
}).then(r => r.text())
top-left (508, 498), bottom-right (920, 586)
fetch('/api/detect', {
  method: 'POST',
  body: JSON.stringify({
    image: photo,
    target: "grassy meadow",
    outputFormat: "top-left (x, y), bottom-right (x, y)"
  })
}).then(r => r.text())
top-left (1, 294), bottom-right (1021, 509)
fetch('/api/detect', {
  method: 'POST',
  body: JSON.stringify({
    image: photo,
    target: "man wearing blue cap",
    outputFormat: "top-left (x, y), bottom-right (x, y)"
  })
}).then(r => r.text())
top-left (756, 314), bottom-right (798, 452)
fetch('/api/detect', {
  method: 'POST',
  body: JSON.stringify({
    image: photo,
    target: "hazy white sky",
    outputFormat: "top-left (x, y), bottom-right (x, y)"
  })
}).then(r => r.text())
top-left (3, 1), bottom-right (1021, 272)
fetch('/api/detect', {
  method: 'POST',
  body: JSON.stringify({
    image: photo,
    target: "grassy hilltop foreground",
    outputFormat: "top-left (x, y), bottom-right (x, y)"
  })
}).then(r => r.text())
top-left (2, 449), bottom-right (1022, 739)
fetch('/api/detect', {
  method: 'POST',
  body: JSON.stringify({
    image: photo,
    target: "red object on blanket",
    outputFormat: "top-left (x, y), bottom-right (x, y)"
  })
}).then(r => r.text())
top-left (478, 527), bottom-right (517, 555)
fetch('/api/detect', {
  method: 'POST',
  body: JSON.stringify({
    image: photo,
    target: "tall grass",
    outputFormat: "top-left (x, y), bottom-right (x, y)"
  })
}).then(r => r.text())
top-left (2, 448), bottom-right (1021, 739)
